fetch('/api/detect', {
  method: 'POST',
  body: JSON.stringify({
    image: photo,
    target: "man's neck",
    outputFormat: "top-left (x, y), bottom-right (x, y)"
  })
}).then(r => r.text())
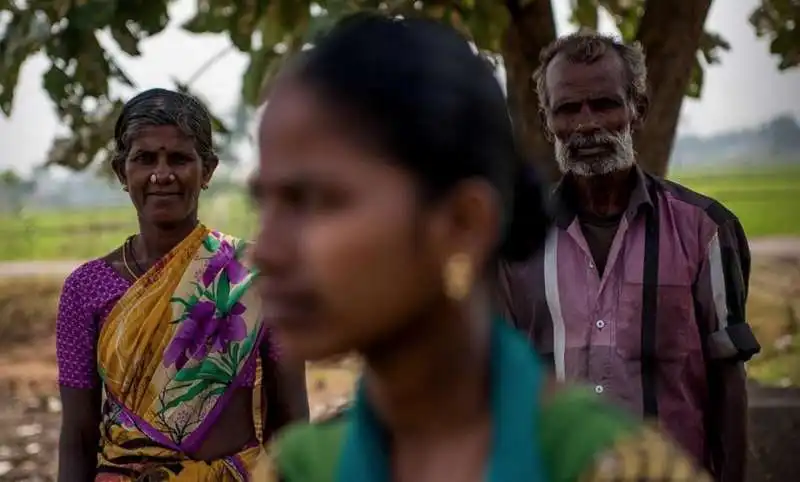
top-left (361, 294), bottom-right (491, 443)
top-left (568, 167), bottom-right (635, 218)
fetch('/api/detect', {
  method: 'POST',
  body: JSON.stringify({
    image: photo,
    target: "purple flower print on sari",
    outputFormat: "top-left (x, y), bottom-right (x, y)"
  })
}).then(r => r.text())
top-left (163, 300), bottom-right (248, 370)
top-left (202, 239), bottom-right (248, 287)
top-left (209, 301), bottom-right (248, 353)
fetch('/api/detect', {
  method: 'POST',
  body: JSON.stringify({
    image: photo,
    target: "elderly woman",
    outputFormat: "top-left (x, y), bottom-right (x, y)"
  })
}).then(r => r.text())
top-left (250, 13), bottom-right (712, 482)
top-left (55, 88), bottom-right (308, 481)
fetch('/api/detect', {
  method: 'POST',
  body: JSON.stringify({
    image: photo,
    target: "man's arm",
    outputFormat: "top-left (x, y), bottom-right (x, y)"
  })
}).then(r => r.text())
top-left (694, 216), bottom-right (761, 482)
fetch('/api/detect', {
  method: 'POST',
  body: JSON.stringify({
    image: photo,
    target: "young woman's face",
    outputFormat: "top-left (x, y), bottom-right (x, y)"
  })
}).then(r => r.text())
top-left (250, 84), bottom-right (450, 362)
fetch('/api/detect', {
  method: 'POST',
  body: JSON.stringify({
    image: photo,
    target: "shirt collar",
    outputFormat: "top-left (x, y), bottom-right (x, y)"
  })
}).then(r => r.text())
top-left (550, 165), bottom-right (654, 229)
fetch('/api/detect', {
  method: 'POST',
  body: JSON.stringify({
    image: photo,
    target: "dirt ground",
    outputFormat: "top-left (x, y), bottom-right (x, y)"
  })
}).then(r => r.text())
top-left (0, 247), bottom-right (799, 480)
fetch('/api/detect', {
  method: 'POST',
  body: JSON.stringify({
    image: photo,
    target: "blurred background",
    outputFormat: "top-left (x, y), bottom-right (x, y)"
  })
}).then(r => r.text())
top-left (0, 0), bottom-right (798, 480)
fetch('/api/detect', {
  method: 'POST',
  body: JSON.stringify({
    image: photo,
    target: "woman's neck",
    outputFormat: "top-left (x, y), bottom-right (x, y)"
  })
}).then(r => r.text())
top-left (362, 293), bottom-right (492, 441)
top-left (136, 215), bottom-right (199, 261)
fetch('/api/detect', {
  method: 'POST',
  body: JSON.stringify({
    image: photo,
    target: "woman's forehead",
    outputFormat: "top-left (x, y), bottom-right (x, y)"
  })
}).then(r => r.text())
top-left (129, 125), bottom-right (194, 149)
top-left (259, 84), bottom-right (334, 143)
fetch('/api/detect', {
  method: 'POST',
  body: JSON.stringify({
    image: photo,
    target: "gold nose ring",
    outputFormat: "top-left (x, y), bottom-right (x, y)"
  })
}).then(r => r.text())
top-left (168, 173), bottom-right (176, 182)
top-left (149, 173), bottom-right (157, 184)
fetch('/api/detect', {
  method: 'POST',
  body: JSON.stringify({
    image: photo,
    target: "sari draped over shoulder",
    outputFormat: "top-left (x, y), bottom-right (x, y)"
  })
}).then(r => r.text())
top-left (96, 226), bottom-right (265, 481)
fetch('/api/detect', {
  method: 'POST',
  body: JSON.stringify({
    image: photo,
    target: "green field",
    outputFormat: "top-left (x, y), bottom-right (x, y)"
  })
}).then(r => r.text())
top-left (1, 167), bottom-right (798, 261)
top-left (671, 167), bottom-right (800, 238)
top-left (0, 194), bottom-right (256, 261)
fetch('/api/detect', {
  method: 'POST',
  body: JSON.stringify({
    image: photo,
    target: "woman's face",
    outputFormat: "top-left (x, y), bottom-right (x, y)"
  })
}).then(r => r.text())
top-left (250, 84), bottom-right (456, 362)
top-left (120, 125), bottom-right (215, 227)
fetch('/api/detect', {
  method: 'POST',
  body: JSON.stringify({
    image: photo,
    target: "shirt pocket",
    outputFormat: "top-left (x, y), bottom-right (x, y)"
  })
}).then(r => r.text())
top-left (616, 279), bottom-right (695, 362)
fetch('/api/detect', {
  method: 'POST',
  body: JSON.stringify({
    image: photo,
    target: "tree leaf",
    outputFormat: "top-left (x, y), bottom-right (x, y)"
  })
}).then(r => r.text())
top-left (686, 55), bottom-right (704, 99)
top-left (110, 22), bottom-right (142, 56)
top-left (241, 48), bottom-right (278, 106)
top-left (66, 0), bottom-right (117, 31)
top-left (45, 99), bottom-right (125, 170)
top-left (571, 0), bottom-right (599, 31)
top-left (0, 10), bottom-right (51, 115)
top-left (183, 0), bottom-right (235, 34)
top-left (228, 0), bottom-right (265, 51)
top-left (748, 0), bottom-right (800, 71)
top-left (598, 0), bottom-right (644, 42)
top-left (698, 30), bottom-right (730, 65)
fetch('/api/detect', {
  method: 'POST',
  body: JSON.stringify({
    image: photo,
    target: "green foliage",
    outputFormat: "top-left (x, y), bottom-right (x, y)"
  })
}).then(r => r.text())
top-left (0, 0), bottom-right (797, 173)
top-left (0, 169), bottom-right (22, 186)
top-left (0, 0), bottom-right (173, 170)
top-left (750, 0), bottom-right (800, 70)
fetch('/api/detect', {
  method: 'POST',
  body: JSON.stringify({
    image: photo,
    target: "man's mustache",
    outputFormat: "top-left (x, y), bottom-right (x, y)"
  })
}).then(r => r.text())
top-left (564, 131), bottom-right (622, 152)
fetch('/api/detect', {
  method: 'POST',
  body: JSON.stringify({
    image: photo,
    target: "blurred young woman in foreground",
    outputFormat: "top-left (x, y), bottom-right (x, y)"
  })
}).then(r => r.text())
top-left (249, 13), bottom-right (711, 482)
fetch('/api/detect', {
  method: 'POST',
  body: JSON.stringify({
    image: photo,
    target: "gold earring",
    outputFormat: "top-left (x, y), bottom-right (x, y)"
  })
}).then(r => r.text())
top-left (201, 183), bottom-right (208, 190)
top-left (443, 253), bottom-right (473, 301)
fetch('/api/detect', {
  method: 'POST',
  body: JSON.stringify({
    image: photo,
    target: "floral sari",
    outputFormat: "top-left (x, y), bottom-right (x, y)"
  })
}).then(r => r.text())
top-left (96, 225), bottom-right (265, 481)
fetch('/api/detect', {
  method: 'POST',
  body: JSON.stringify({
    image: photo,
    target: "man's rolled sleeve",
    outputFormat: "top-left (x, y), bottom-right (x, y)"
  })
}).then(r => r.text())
top-left (695, 217), bottom-right (761, 362)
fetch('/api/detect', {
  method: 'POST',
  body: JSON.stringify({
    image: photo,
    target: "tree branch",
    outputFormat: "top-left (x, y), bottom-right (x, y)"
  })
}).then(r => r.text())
top-left (186, 45), bottom-right (235, 87)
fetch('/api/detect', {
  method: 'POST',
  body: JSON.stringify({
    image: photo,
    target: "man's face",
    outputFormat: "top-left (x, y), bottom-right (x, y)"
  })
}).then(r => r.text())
top-left (543, 52), bottom-right (640, 177)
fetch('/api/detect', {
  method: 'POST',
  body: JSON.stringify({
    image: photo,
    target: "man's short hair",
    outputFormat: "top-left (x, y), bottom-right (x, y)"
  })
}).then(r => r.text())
top-left (533, 32), bottom-right (648, 112)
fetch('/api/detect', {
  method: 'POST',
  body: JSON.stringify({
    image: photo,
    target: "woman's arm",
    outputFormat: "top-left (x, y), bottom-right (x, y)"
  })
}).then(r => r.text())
top-left (55, 269), bottom-right (102, 481)
top-left (261, 336), bottom-right (310, 439)
top-left (58, 387), bottom-right (102, 482)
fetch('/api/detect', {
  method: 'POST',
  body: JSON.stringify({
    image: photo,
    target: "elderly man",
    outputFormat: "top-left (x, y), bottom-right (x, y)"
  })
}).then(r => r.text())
top-left (499, 33), bottom-right (760, 482)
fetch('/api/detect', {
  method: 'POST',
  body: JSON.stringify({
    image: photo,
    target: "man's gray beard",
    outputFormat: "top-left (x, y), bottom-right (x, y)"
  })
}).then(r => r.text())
top-left (555, 126), bottom-right (637, 177)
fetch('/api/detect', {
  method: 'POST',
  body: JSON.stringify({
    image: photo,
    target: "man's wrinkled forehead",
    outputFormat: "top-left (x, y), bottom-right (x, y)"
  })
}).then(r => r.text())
top-left (544, 51), bottom-right (628, 105)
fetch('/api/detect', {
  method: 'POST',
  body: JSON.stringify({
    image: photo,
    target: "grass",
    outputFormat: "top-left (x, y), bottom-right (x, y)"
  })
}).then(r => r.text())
top-left (670, 167), bottom-right (800, 237)
top-left (0, 193), bottom-right (255, 261)
top-left (0, 166), bottom-right (798, 261)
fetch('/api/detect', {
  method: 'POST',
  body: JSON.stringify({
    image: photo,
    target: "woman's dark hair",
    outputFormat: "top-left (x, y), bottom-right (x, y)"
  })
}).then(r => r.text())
top-left (292, 12), bottom-right (550, 262)
top-left (111, 88), bottom-right (218, 175)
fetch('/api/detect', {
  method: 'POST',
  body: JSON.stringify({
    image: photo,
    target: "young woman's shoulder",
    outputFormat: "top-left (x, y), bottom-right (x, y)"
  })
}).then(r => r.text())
top-left (255, 409), bottom-right (348, 482)
top-left (256, 389), bottom-right (710, 482)
top-left (542, 387), bottom-right (711, 482)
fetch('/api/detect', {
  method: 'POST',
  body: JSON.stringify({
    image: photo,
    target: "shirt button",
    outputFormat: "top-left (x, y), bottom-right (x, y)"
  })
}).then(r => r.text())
top-left (595, 385), bottom-right (604, 394)
top-left (596, 320), bottom-right (605, 329)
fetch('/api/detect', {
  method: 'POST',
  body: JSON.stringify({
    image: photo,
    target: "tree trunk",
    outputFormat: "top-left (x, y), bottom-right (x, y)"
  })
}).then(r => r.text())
top-left (634, 0), bottom-right (713, 177)
top-left (502, 0), bottom-right (559, 183)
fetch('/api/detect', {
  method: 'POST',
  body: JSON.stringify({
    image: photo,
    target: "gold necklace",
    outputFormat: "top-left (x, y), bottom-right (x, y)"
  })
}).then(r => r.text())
top-left (121, 236), bottom-right (139, 280)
